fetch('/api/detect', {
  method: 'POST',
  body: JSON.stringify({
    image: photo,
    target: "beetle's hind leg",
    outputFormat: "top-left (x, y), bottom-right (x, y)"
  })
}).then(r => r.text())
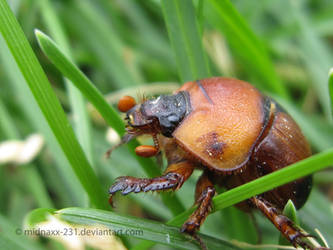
top-left (251, 196), bottom-right (317, 250)
top-left (109, 161), bottom-right (194, 200)
top-left (181, 171), bottom-right (215, 235)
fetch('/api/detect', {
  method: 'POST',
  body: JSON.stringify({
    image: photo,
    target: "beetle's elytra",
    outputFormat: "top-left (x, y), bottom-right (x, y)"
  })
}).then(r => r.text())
top-left (109, 77), bottom-right (315, 249)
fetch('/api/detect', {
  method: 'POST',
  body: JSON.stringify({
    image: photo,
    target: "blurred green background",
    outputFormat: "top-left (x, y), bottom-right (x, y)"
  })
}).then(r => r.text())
top-left (0, 0), bottom-right (332, 249)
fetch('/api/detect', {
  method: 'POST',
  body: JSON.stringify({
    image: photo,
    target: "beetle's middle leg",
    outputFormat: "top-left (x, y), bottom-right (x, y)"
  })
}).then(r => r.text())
top-left (109, 161), bottom-right (194, 197)
top-left (181, 171), bottom-right (216, 235)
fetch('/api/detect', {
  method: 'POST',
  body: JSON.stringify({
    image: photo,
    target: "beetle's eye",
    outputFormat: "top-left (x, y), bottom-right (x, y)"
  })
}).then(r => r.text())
top-left (118, 96), bottom-right (136, 112)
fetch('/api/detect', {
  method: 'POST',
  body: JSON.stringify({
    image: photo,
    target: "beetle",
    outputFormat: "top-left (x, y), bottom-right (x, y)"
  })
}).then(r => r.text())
top-left (109, 77), bottom-right (316, 249)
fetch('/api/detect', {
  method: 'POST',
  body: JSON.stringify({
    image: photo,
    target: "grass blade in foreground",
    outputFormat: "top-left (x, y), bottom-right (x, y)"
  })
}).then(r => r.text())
top-left (35, 30), bottom-right (185, 215)
top-left (35, 30), bottom-right (124, 135)
top-left (53, 208), bottom-right (239, 250)
top-left (35, 31), bottom-right (124, 134)
top-left (161, 0), bottom-right (210, 82)
top-left (0, 0), bottom-right (108, 209)
top-left (206, 0), bottom-right (288, 98)
top-left (37, 0), bottom-right (93, 164)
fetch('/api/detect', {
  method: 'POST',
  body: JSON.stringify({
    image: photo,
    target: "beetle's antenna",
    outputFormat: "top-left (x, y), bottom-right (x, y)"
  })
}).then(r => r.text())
top-left (152, 134), bottom-right (160, 152)
top-left (152, 134), bottom-right (163, 168)
top-left (196, 80), bottom-right (214, 104)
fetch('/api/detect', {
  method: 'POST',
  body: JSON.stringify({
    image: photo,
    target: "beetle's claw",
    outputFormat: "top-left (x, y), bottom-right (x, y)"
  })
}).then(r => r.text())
top-left (109, 176), bottom-right (149, 195)
top-left (180, 226), bottom-right (207, 250)
top-left (180, 221), bottom-right (200, 235)
top-left (109, 173), bottom-right (183, 197)
top-left (108, 195), bottom-right (115, 208)
top-left (293, 239), bottom-right (315, 250)
top-left (288, 227), bottom-right (319, 250)
top-left (280, 223), bottom-right (319, 250)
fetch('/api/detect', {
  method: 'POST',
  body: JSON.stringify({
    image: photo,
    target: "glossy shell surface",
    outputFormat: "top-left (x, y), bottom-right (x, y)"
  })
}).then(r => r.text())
top-left (173, 77), bottom-right (265, 172)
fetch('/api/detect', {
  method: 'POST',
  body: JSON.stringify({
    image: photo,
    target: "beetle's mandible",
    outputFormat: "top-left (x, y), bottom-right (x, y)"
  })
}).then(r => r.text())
top-left (109, 77), bottom-right (315, 249)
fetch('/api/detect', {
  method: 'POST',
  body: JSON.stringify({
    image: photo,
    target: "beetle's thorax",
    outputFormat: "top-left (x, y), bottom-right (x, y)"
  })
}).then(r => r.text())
top-left (173, 78), bottom-right (267, 173)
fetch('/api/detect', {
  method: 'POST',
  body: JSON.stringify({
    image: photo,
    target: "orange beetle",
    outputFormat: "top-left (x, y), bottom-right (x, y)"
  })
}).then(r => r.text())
top-left (109, 77), bottom-right (314, 249)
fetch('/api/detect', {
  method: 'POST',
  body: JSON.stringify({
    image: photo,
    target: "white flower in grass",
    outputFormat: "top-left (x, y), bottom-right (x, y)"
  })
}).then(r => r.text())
top-left (0, 134), bottom-right (44, 165)
top-left (32, 215), bottom-right (126, 250)
top-left (106, 128), bottom-right (121, 145)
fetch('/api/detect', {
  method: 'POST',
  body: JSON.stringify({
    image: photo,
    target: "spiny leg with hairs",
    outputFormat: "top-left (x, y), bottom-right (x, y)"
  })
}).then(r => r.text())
top-left (109, 160), bottom-right (194, 198)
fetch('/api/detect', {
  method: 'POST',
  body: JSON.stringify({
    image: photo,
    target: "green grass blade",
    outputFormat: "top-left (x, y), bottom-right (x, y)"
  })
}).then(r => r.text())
top-left (25, 208), bottom-right (57, 227)
top-left (282, 200), bottom-right (299, 225)
top-left (206, 0), bottom-right (288, 98)
top-left (52, 207), bottom-right (239, 250)
top-left (329, 68), bottom-right (333, 120)
top-left (161, 0), bottom-right (210, 82)
top-left (35, 30), bottom-right (125, 135)
top-left (35, 30), bottom-right (185, 215)
top-left (38, 0), bottom-right (93, 208)
top-left (37, 0), bottom-right (93, 163)
top-left (0, 0), bottom-right (108, 210)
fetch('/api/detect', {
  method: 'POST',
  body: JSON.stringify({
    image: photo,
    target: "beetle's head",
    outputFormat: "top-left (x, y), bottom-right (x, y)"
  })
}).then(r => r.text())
top-left (124, 102), bottom-right (158, 135)
top-left (107, 92), bottom-right (190, 157)
top-left (125, 91), bottom-right (190, 138)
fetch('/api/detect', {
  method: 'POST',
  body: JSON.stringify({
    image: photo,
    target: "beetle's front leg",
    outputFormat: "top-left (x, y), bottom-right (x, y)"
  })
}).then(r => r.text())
top-left (251, 196), bottom-right (318, 250)
top-left (181, 171), bottom-right (215, 235)
top-left (109, 161), bottom-right (194, 197)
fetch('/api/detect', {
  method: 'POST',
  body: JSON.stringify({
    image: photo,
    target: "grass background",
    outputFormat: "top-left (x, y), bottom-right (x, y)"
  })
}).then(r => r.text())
top-left (0, 0), bottom-right (332, 249)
